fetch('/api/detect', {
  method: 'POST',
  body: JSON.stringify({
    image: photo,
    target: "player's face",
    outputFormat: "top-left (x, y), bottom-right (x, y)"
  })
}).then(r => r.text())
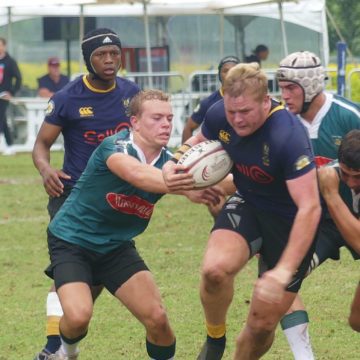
top-left (339, 163), bottom-right (360, 193)
top-left (90, 45), bottom-right (122, 81)
top-left (135, 100), bottom-right (173, 148)
top-left (220, 63), bottom-right (237, 84)
top-left (224, 92), bottom-right (270, 137)
top-left (279, 81), bottom-right (304, 114)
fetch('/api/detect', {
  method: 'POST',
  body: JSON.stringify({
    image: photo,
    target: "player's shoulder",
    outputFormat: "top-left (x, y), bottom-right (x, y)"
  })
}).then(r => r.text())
top-left (268, 99), bottom-right (297, 126)
top-left (331, 93), bottom-right (360, 115)
top-left (115, 76), bottom-right (141, 94)
top-left (207, 97), bottom-right (225, 116)
top-left (268, 101), bottom-right (308, 145)
top-left (52, 76), bottom-right (86, 101)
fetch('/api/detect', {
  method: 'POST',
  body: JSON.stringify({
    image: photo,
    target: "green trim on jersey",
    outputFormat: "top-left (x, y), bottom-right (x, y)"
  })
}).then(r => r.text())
top-left (300, 93), bottom-right (360, 159)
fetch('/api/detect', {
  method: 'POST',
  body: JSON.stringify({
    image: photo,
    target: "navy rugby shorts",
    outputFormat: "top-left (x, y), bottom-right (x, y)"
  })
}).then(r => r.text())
top-left (212, 193), bottom-right (317, 292)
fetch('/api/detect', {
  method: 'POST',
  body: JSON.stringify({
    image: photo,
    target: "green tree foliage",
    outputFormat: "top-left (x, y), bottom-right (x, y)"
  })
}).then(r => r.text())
top-left (327, 0), bottom-right (360, 55)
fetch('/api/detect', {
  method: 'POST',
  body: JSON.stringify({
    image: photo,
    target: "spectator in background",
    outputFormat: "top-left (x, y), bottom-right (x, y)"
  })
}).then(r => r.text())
top-left (0, 37), bottom-right (22, 155)
top-left (245, 44), bottom-right (269, 67)
top-left (37, 57), bottom-right (69, 98)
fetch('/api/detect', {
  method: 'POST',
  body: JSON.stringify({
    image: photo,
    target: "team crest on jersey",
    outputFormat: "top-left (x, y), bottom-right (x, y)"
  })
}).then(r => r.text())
top-left (332, 136), bottom-right (342, 147)
top-left (123, 98), bottom-right (130, 108)
top-left (79, 107), bottom-right (94, 117)
top-left (262, 143), bottom-right (270, 166)
top-left (295, 155), bottom-right (311, 171)
top-left (219, 130), bottom-right (230, 144)
top-left (106, 193), bottom-right (154, 219)
top-left (45, 100), bottom-right (55, 116)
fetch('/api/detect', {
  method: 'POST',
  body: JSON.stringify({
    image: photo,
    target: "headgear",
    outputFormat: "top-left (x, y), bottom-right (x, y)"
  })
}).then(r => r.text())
top-left (81, 28), bottom-right (122, 77)
top-left (276, 51), bottom-right (326, 113)
top-left (218, 55), bottom-right (240, 82)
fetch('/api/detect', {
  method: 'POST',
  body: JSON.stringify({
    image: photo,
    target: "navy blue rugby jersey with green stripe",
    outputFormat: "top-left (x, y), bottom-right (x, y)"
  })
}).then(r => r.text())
top-left (44, 75), bottom-right (140, 187)
top-left (201, 99), bottom-right (315, 219)
top-left (48, 130), bottom-right (172, 254)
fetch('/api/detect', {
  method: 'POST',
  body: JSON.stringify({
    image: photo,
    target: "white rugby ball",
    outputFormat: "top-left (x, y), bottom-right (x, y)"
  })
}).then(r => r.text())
top-left (178, 140), bottom-right (233, 188)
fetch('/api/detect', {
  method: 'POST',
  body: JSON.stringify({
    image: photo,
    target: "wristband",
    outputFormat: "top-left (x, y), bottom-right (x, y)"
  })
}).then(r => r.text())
top-left (170, 143), bottom-right (192, 163)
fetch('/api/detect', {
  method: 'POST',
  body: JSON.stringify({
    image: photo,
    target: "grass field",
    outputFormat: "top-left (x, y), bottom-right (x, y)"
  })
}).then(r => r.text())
top-left (0, 152), bottom-right (359, 360)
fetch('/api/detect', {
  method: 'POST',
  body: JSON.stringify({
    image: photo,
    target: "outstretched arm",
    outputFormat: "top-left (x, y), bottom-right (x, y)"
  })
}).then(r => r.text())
top-left (107, 152), bottom-right (194, 194)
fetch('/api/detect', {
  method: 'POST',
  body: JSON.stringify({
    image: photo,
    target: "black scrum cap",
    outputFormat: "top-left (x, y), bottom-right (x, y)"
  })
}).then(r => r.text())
top-left (81, 28), bottom-right (122, 75)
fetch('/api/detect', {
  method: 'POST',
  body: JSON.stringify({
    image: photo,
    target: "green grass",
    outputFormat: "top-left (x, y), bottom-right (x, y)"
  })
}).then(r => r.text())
top-left (0, 152), bottom-right (359, 359)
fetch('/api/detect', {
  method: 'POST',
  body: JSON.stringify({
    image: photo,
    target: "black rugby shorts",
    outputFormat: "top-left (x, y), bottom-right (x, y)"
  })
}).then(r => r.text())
top-left (45, 230), bottom-right (149, 294)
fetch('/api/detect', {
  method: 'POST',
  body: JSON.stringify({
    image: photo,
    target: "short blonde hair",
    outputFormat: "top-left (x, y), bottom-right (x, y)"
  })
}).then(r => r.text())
top-left (223, 63), bottom-right (268, 102)
top-left (129, 89), bottom-right (171, 117)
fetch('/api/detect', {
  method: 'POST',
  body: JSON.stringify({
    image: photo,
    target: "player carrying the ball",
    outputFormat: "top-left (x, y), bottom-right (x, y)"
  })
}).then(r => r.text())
top-left (163, 63), bottom-right (322, 359)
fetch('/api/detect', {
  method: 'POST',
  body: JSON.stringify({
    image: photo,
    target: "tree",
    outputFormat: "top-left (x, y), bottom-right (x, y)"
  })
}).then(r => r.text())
top-left (326, 0), bottom-right (360, 56)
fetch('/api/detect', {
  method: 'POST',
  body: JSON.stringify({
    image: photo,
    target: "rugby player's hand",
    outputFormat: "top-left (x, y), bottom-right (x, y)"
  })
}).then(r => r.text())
top-left (185, 185), bottom-right (225, 206)
top-left (254, 267), bottom-right (292, 304)
top-left (317, 166), bottom-right (340, 200)
top-left (41, 166), bottom-right (71, 197)
top-left (162, 160), bottom-right (194, 192)
top-left (206, 189), bottom-right (227, 220)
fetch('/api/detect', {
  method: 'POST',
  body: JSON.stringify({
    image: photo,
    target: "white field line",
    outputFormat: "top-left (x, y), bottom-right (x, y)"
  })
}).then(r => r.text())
top-left (0, 177), bottom-right (42, 185)
top-left (0, 215), bottom-right (48, 225)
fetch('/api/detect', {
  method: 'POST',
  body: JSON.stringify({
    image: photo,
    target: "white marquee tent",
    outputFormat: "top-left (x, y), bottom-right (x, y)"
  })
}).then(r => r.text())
top-left (0, 0), bottom-right (329, 69)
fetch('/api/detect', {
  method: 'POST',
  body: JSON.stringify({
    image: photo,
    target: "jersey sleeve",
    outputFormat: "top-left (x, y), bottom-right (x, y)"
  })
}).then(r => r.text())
top-left (43, 92), bottom-right (68, 127)
top-left (280, 125), bottom-right (316, 180)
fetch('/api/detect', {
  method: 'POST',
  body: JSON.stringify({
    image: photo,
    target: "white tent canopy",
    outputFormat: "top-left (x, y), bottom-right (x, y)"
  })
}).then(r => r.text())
top-left (0, 0), bottom-right (329, 64)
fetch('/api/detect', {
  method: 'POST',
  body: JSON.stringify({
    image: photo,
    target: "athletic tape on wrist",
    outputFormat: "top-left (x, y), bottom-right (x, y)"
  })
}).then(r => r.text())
top-left (170, 143), bottom-right (191, 163)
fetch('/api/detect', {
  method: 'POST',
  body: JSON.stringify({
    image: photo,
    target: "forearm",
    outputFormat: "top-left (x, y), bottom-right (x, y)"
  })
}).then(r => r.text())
top-left (128, 165), bottom-right (170, 193)
top-left (32, 141), bottom-right (51, 175)
top-left (181, 126), bottom-right (193, 144)
top-left (38, 88), bottom-right (54, 98)
top-left (277, 204), bottom-right (321, 275)
top-left (325, 194), bottom-right (360, 254)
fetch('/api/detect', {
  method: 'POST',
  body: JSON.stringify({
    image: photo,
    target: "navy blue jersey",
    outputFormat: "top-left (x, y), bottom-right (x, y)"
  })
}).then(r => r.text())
top-left (191, 89), bottom-right (223, 125)
top-left (37, 74), bottom-right (69, 93)
top-left (44, 75), bottom-right (140, 186)
top-left (202, 99), bottom-right (315, 219)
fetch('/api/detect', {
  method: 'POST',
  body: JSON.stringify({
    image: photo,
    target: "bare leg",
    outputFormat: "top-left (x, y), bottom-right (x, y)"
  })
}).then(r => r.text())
top-left (115, 271), bottom-right (175, 346)
top-left (233, 289), bottom-right (297, 360)
top-left (349, 282), bottom-right (360, 332)
top-left (57, 282), bottom-right (93, 339)
top-left (200, 229), bottom-right (250, 326)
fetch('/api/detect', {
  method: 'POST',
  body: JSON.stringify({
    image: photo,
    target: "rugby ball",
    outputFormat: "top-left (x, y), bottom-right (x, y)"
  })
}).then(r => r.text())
top-left (178, 140), bottom-right (233, 188)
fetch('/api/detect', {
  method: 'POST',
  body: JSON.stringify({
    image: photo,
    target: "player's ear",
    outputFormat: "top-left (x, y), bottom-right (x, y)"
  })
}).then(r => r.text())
top-left (130, 115), bottom-right (139, 130)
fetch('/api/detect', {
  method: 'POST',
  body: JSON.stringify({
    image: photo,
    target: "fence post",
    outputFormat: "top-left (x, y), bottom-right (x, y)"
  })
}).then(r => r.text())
top-left (337, 41), bottom-right (347, 97)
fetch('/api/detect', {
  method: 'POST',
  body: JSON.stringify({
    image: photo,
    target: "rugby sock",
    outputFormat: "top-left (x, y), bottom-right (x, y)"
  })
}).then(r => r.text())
top-left (280, 311), bottom-right (315, 360)
top-left (44, 292), bottom-right (63, 353)
top-left (59, 331), bottom-right (87, 357)
top-left (146, 338), bottom-right (176, 360)
top-left (206, 322), bottom-right (226, 348)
